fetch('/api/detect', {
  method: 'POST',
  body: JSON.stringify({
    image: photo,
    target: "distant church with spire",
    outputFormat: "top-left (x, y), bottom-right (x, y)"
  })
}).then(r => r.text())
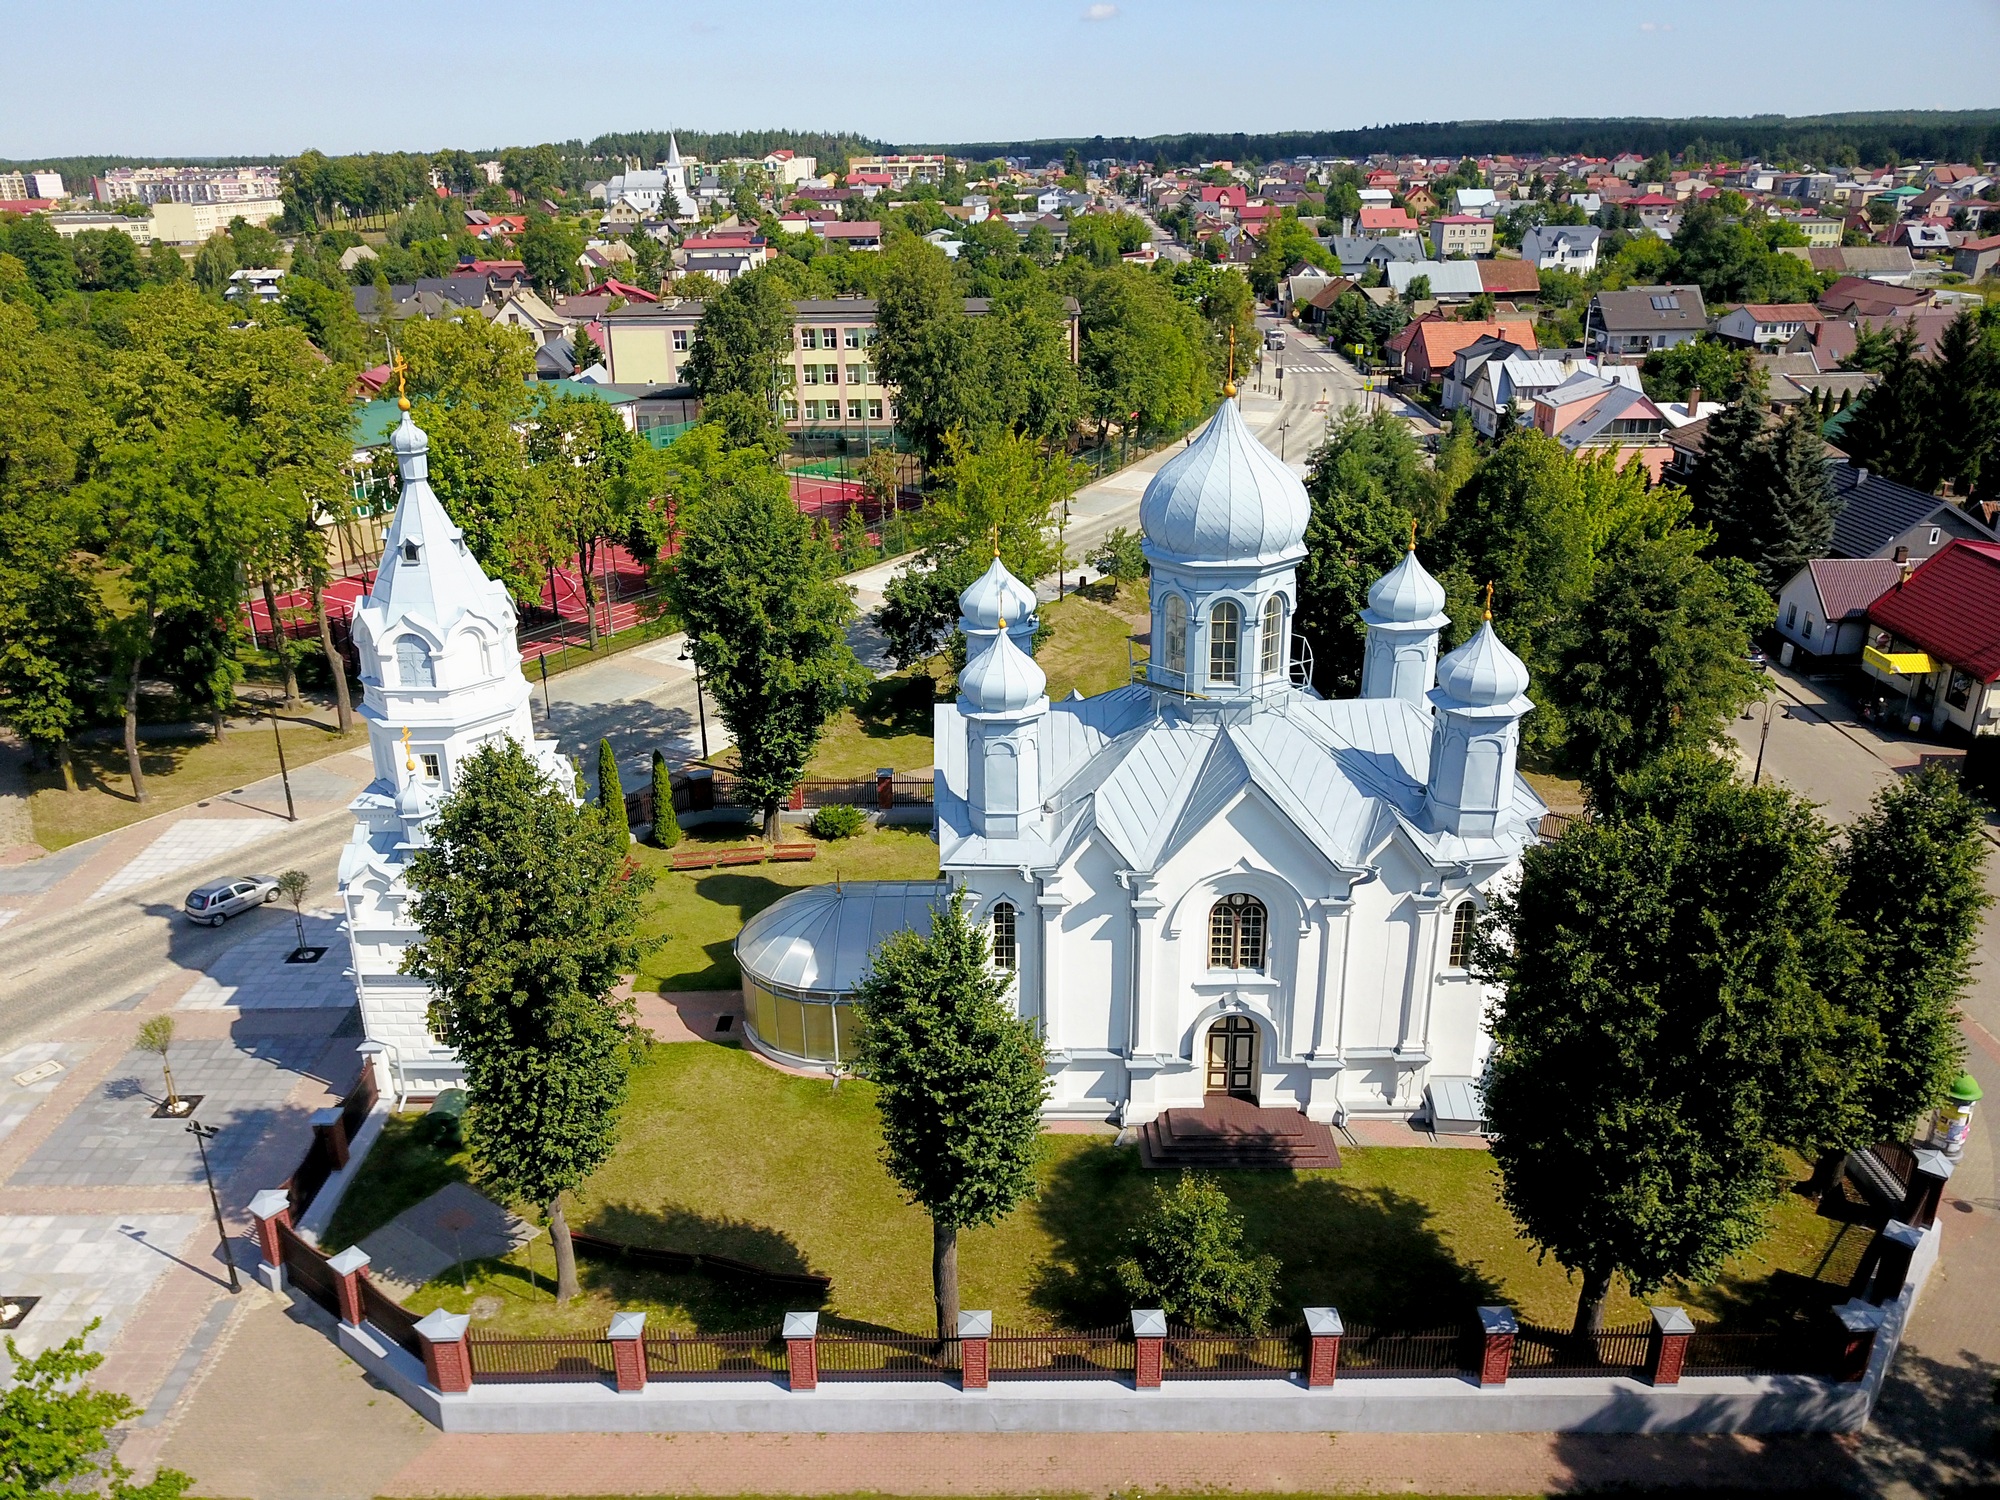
top-left (338, 397), bottom-right (568, 1097)
top-left (736, 389), bottom-right (1544, 1130)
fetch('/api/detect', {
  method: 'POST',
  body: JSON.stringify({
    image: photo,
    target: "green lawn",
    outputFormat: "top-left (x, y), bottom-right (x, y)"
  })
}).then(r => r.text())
top-left (630, 824), bottom-right (940, 992)
top-left (340, 1041), bottom-right (1867, 1339)
top-left (26, 720), bottom-right (369, 851)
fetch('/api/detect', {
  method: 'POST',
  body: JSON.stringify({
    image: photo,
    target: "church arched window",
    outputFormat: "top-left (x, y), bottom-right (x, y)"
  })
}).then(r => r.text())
top-left (1448, 899), bottom-right (1477, 969)
top-left (394, 636), bottom-right (435, 689)
top-left (990, 901), bottom-right (1018, 971)
top-left (1207, 893), bottom-right (1267, 971)
top-left (1208, 601), bottom-right (1240, 687)
top-left (1162, 594), bottom-right (1187, 681)
top-left (1259, 595), bottom-right (1284, 679)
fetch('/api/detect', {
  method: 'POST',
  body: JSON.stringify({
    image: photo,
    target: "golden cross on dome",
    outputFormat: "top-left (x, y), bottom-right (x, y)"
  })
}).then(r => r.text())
top-left (400, 725), bottom-right (415, 771)
top-left (1408, 517), bottom-right (1418, 553)
top-left (1224, 326), bottom-right (1237, 398)
top-left (1483, 582), bottom-right (1494, 622)
top-left (391, 351), bottom-right (411, 412)
top-left (991, 524), bottom-right (1001, 559)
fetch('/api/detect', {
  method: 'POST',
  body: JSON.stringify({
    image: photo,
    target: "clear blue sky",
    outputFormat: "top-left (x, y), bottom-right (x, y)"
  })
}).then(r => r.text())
top-left (4, 0), bottom-right (1997, 159)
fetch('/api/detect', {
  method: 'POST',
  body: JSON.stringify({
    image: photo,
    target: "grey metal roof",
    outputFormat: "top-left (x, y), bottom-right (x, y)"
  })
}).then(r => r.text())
top-left (1138, 398), bottom-right (1311, 567)
top-left (1387, 261), bottom-right (1485, 296)
top-left (735, 880), bottom-right (945, 993)
top-left (1828, 465), bottom-right (2000, 558)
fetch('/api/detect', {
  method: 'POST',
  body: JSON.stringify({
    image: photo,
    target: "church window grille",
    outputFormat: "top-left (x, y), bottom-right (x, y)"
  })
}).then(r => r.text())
top-left (990, 901), bottom-right (1018, 971)
top-left (395, 636), bottom-right (435, 688)
top-left (1162, 594), bottom-right (1187, 679)
top-left (1208, 601), bottom-right (1240, 686)
top-left (1207, 893), bottom-right (1267, 971)
top-left (1259, 596), bottom-right (1283, 678)
top-left (1448, 900), bottom-right (1477, 969)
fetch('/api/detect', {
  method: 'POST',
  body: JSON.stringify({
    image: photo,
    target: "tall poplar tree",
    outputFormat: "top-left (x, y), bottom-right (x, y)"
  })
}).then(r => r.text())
top-left (403, 741), bottom-right (654, 1304)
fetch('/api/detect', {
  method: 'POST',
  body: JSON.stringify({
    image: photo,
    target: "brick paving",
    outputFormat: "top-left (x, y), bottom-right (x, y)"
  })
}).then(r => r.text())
top-left (0, 1211), bottom-right (203, 1359)
top-left (378, 1430), bottom-right (1872, 1498)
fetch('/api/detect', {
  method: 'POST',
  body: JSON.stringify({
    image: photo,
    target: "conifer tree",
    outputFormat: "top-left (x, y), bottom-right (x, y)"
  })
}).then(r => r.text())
top-left (1686, 395), bottom-right (1769, 562)
top-left (1758, 404), bottom-right (1841, 589)
top-left (1925, 312), bottom-right (2000, 497)
top-left (650, 749), bottom-right (678, 847)
top-left (596, 737), bottom-right (628, 839)
top-left (1841, 324), bottom-right (1934, 490)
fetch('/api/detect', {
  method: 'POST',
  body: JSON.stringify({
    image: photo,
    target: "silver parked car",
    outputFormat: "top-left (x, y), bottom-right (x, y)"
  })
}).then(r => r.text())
top-left (184, 875), bottom-right (282, 926)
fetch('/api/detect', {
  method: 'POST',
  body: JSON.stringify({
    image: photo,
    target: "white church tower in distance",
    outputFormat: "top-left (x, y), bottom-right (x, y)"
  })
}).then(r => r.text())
top-left (338, 392), bottom-right (568, 1097)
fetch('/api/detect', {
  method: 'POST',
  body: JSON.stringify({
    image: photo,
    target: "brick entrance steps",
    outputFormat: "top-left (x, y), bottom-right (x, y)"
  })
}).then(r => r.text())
top-left (1138, 1095), bottom-right (1341, 1170)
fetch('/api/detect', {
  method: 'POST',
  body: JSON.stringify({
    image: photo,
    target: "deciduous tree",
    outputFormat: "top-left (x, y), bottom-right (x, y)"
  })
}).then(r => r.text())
top-left (851, 890), bottom-right (1048, 1341)
top-left (403, 741), bottom-right (654, 1305)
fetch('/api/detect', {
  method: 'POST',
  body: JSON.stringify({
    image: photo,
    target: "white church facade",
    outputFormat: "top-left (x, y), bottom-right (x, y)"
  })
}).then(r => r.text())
top-left (338, 401), bottom-right (569, 1099)
top-left (738, 392), bottom-right (1544, 1125)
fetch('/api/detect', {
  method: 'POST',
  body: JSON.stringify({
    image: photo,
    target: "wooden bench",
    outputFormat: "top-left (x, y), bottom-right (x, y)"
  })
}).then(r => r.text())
top-left (770, 845), bottom-right (818, 862)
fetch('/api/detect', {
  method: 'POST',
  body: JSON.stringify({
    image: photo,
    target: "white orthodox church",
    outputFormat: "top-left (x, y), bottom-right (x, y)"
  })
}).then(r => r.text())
top-left (736, 392), bottom-right (1544, 1126)
top-left (599, 136), bottom-right (693, 218)
top-left (338, 403), bottom-right (569, 1098)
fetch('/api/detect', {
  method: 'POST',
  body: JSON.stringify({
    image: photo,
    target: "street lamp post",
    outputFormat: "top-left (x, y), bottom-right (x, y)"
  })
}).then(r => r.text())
top-left (186, 1119), bottom-right (241, 1294)
top-left (268, 708), bottom-right (296, 822)
top-left (678, 642), bottom-right (710, 761)
top-left (1752, 694), bottom-right (1780, 785)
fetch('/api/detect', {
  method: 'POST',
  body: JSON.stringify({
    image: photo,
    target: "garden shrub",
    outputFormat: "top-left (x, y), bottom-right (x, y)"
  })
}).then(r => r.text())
top-left (809, 803), bottom-right (867, 840)
top-left (1115, 1173), bottom-right (1281, 1331)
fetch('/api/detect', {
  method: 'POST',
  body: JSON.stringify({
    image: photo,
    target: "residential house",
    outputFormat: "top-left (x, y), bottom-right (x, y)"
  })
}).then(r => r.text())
top-left (675, 232), bottom-right (774, 283)
top-left (1862, 540), bottom-right (2000, 735)
top-left (1805, 245), bottom-right (1916, 284)
top-left (814, 221), bottom-right (884, 250)
top-left (1519, 224), bottom-right (1599, 273)
top-left (1954, 235), bottom-right (2000, 280)
top-left (225, 267), bottom-right (284, 304)
top-left (1586, 285), bottom-right (1707, 354)
top-left (1199, 184), bottom-right (1249, 211)
top-left (846, 154), bottom-right (947, 188)
top-left (1391, 317), bottom-right (1538, 386)
top-left (1324, 233), bottom-right (1423, 276)
top-left (1358, 206), bottom-right (1418, 235)
top-left (1712, 303), bottom-right (1826, 347)
top-left (1400, 183), bottom-right (1436, 218)
top-left (1476, 259), bottom-right (1542, 299)
top-left (1532, 372), bottom-right (1676, 479)
top-left (1793, 217), bottom-right (1843, 248)
top-left (1890, 222), bottom-right (1953, 256)
top-left (1451, 187), bottom-right (1498, 217)
top-left (1774, 557), bottom-right (1903, 665)
top-left (1386, 260), bottom-right (1486, 300)
top-left (1280, 266), bottom-right (1336, 315)
top-left (1442, 340), bottom-right (1618, 434)
top-left (1429, 215), bottom-right (1494, 258)
top-left (1829, 466), bottom-right (2000, 562)
top-left (1299, 277), bottom-right (1359, 333)
top-left (1819, 276), bottom-right (1932, 317)
top-left (491, 287), bottom-right (567, 348)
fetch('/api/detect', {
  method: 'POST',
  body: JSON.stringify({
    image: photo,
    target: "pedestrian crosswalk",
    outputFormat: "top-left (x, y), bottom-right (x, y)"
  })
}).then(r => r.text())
top-left (1283, 361), bottom-right (1342, 374)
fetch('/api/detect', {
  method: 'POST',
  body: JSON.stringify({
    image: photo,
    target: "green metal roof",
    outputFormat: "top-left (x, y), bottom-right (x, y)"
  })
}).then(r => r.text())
top-left (351, 398), bottom-right (404, 449)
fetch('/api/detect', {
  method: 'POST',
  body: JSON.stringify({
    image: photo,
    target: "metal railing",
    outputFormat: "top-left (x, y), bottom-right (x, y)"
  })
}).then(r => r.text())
top-left (468, 1333), bottom-right (618, 1384)
top-left (278, 1223), bottom-right (340, 1318)
top-left (1511, 1319), bottom-right (1654, 1378)
top-left (1163, 1325), bottom-right (1303, 1379)
top-left (987, 1326), bottom-right (1135, 1381)
top-left (643, 1326), bottom-right (789, 1381)
top-left (1335, 1322), bottom-right (1476, 1378)
top-left (816, 1321), bottom-right (955, 1381)
top-left (1684, 1327), bottom-right (1833, 1378)
top-left (362, 1278), bottom-right (426, 1361)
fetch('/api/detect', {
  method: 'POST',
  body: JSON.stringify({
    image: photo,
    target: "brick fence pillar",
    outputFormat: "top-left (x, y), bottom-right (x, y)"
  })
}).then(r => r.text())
top-left (1477, 1306), bottom-right (1517, 1388)
top-left (784, 1311), bottom-right (819, 1392)
top-left (876, 769), bottom-right (896, 812)
top-left (1832, 1299), bottom-right (1887, 1383)
top-left (310, 1107), bottom-right (350, 1171)
top-left (958, 1310), bottom-right (991, 1390)
top-left (1132, 1309), bottom-right (1166, 1389)
top-left (1647, 1306), bottom-right (1694, 1386)
top-left (1902, 1150), bottom-right (1955, 1230)
top-left (247, 1189), bottom-right (291, 1294)
top-left (608, 1311), bottom-right (647, 1393)
top-left (415, 1309), bottom-right (473, 1393)
top-left (1871, 1220), bottom-right (1924, 1304)
top-left (327, 1246), bottom-right (370, 1328)
top-left (1304, 1306), bottom-right (1343, 1387)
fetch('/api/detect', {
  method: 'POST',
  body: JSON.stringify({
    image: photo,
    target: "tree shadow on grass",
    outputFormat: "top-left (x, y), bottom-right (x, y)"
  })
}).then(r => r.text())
top-left (853, 674), bottom-right (940, 743)
top-left (1026, 1138), bottom-right (1502, 1329)
top-left (578, 1200), bottom-right (827, 1333)
top-left (648, 871), bottom-right (791, 990)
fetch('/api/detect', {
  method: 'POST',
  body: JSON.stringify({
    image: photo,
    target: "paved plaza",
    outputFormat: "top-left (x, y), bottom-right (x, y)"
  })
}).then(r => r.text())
top-left (177, 909), bottom-right (353, 1010)
top-left (91, 817), bottom-right (287, 901)
top-left (0, 1211), bottom-right (204, 1358)
top-left (10, 1033), bottom-right (343, 1188)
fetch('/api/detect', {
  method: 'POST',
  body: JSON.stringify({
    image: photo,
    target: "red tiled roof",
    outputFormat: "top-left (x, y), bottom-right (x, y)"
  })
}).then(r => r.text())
top-left (1359, 207), bottom-right (1416, 231)
top-left (1868, 540), bottom-right (2000, 681)
top-left (1739, 303), bottom-right (1825, 322)
top-left (1808, 557), bottom-right (1903, 622)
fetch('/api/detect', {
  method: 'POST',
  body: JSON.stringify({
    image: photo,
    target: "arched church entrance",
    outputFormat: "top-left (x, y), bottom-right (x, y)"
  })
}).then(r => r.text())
top-left (1203, 1014), bottom-right (1259, 1102)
